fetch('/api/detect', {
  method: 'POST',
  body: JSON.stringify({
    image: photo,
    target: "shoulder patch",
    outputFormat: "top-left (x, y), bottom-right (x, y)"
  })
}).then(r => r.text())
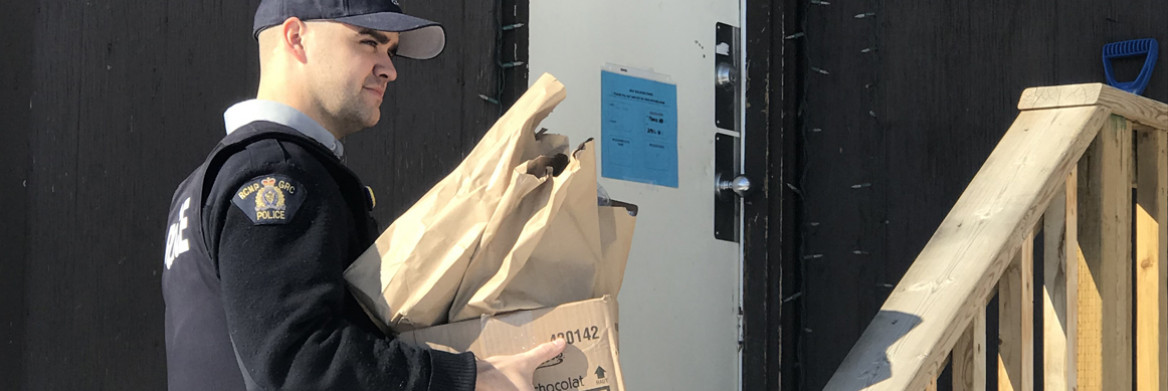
top-left (231, 175), bottom-right (307, 225)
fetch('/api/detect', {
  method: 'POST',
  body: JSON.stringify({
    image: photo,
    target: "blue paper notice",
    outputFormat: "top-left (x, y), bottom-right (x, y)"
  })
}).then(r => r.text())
top-left (600, 70), bottom-right (679, 188)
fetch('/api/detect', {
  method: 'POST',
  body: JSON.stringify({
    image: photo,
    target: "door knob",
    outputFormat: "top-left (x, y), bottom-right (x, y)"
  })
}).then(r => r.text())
top-left (716, 174), bottom-right (752, 198)
top-left (716, 63), bottom-right (736, 89)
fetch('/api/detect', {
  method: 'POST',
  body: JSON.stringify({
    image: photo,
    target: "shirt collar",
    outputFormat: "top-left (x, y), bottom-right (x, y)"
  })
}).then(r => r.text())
top-left (223, 99), bottom-right (344, 158)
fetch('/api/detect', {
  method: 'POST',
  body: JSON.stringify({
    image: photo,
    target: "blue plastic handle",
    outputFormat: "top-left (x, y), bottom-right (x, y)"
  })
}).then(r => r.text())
top-left (1102, 38), bottom-right (1159, 95)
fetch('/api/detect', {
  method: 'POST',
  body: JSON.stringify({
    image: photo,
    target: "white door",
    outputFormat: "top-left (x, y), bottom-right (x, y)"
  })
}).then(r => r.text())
top-left (529, 1), bottom-right (745, 389)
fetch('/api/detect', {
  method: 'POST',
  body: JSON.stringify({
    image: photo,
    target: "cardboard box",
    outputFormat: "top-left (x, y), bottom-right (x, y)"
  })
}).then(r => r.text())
top-left (398, 296), bottom-right (624, 391)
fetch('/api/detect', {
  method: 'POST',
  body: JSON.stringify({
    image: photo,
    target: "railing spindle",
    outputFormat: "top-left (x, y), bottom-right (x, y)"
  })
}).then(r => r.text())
top-left (953, 309), bottom-right (986, 391)
top-left (998, 234), bottom-right (1035, 391)
top-left (1076, 115), bottom-right (1134, 391)
top-left (1135, 125), bottom-right (1168, 390)
top-left (1042, 169), bottom-right (1078, 390)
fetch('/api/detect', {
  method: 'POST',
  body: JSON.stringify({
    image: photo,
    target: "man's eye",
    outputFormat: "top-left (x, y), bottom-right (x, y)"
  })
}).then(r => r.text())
top-left (361, 40), bottom-right (378, 47)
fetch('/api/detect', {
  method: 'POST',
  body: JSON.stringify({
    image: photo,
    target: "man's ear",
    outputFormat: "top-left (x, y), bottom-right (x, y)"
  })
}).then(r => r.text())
top-left (281, 17), bottom-right (308, 63)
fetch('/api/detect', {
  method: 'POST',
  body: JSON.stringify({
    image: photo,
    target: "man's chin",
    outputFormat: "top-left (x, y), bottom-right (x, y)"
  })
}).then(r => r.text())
top-left (364, 112), bottom-right (381, 128)
top-left (351, 107), bottom-right (380, 129)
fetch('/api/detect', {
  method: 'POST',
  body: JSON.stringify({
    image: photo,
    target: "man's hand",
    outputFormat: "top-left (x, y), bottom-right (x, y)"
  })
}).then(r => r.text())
top-left (475, 339), bottom-right (567, 391)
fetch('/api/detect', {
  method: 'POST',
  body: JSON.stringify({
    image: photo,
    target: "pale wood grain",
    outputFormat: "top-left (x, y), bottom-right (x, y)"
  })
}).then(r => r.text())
top-left (1042, 170), bottom-right (1078, 390)
top-left (1076, 115), bottom-right (1133, 391)
top-left (1135, 126), bottom-right (1168, 391)
top-left (925, 361), bottom-right (942, 391)
top-left (1018, 83), bottom-right (1168, 131)
top-left (998, 235), bottom-right (1034, 391)
top-left (953, 311), bottom-right (986, 391)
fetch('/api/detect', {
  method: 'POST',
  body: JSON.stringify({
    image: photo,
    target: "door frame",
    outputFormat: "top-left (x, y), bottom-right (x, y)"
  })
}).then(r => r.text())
top-left (742, 0), bottom-right (802, 389)
top-left (500, 0), bottom-right (801, 388)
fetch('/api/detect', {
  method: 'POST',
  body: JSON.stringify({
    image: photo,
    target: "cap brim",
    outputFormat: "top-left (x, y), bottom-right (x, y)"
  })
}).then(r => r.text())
top-left (333, 13), bottom-right (446, 60)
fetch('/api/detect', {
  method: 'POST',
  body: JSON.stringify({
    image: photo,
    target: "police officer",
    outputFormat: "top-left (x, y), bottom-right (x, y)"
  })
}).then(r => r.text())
top-left (161, 1), bottom-right (565, 390)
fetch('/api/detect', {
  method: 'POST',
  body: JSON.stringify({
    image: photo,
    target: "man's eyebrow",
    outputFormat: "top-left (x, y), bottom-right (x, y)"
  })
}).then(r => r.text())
top-left (357, 28), bottom-right (391, 45)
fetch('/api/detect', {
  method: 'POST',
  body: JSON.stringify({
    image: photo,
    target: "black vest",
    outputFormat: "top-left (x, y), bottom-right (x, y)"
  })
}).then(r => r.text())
top-left (161, 123), bottom-right (374, 391)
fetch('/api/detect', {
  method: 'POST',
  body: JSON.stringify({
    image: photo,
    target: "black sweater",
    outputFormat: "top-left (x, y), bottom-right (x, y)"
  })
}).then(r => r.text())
top-left (163, 121), bottom-right (476, 390)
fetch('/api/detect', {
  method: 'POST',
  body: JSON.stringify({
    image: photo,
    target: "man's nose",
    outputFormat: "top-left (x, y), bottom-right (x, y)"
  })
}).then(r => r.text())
top-left (376, 56), bottom-right (397, 82)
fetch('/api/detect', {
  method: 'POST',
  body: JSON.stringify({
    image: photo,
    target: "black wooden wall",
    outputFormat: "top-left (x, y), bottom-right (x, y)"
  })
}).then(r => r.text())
top-left (0, 1), bottom-right (500, 389)
top-left (798, 0), bottom-right (1168, 389)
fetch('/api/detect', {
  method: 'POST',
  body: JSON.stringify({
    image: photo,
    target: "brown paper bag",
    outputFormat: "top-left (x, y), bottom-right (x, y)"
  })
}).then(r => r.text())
top-left (343, 74), bottom-right (569, 331)
top-left (447, 141), bottom-right (638, 322)
top-left (593, 201), bottom-right (637, 299)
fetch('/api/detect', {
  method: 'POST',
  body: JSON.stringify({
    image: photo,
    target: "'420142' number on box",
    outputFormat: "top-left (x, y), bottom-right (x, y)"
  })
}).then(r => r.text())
top-left (550, 326), bottom-right (600, 344)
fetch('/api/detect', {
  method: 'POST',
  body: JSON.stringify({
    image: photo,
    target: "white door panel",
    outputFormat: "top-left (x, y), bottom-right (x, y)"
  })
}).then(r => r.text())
top-left (530, 1), bottom-right (742, 389)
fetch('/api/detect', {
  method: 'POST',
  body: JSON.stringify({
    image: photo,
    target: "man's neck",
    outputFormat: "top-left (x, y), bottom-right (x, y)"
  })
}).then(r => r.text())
top-left (255, 85), bottom-right (346, 140)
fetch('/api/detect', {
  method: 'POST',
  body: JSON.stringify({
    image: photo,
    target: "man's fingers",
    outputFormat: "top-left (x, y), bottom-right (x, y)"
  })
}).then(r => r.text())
top-left (524, 338), bottom-right (567, 365)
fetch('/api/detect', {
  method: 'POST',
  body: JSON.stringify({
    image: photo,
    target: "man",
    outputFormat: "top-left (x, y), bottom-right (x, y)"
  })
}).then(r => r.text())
top-left (161, 1), bottom-right (564, 390)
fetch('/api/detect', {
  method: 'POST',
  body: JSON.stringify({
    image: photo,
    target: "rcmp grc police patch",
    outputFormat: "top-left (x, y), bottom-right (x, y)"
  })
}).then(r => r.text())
top-left (232, 175), bottom-right (306, 225)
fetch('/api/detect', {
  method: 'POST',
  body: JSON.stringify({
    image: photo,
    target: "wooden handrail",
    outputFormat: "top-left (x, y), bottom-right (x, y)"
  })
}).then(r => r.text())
top-left (826, 83), bottom-right (1168, 390)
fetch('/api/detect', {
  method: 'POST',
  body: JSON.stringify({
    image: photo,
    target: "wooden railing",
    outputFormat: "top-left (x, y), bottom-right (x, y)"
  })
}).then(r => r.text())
top-left (826, 83), bottom-right (1168, 390)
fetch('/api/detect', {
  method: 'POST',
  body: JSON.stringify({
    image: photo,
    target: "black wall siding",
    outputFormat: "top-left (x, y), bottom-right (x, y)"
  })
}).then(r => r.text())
top-left (0, 0), bottom-right (36, 389)
top-left (25, 0), bottom-right (90, 387)
top-left (741, 0), bottom-right (800, 389)
top-left (3, 1), bottom-right (498, 389)
top-left (800, 0), bottom-right (889, 387)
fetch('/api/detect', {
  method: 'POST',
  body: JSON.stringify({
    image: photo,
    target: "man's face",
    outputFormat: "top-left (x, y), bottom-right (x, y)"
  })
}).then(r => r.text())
top-left (303, 22), bottom-right (400, 135)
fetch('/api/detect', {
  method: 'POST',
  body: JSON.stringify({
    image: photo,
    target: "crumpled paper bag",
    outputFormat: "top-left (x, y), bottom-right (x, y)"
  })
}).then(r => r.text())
top-left (344, 73), bottom-right (635, 332)
top-left (447, 140), bottom-right (636, 322)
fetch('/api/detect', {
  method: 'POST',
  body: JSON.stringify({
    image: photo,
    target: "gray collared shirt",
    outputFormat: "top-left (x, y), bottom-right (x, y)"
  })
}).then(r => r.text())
top-left (223, 99), bottom-right (344, 158)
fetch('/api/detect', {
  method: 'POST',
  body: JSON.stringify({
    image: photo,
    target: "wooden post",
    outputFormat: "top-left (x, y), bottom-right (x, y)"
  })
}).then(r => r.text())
top-left (953, 310), bottom-right (987, 391)
top-left (1135, 126), bottom-right (1168, 391)
top-left (1077, 115), bottom-right (1134, 391)
top-left (999, 235), bottom-right (1035, 391)
top-left (925, 357), bottom-right (946, 391)
top-left (1043, 169), bottom-right (1078, 390)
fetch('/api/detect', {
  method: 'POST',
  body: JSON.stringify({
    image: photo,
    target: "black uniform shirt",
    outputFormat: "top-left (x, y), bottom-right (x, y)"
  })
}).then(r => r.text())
top-left (162, 117), bottom-right (476, 390)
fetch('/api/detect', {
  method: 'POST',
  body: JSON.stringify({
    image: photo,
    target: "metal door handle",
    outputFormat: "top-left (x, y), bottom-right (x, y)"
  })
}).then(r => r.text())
top-left (716, 174), bottom-right (752, 198)
top-left (716, 63), bottom-right (736, 89)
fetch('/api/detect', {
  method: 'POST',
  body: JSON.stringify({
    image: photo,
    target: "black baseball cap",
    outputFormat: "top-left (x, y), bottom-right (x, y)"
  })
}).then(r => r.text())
top-left (253, 0), bottom-right (445, 60)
